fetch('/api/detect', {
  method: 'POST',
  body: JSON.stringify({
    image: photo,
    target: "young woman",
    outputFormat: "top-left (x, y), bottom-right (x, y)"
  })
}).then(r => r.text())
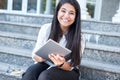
top-left (21, 0), bottom-right (85, 80)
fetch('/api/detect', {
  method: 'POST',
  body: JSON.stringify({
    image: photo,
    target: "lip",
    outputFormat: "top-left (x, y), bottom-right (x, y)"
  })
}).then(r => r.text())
top-left (62, 18), bottom-right (69, 23)
top-left (63, 19), bottom-right (68, 22)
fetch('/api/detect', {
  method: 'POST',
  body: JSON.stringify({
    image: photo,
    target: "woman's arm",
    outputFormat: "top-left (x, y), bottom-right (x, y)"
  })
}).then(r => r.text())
top-left (33, 54), bottom-right (46, 62)
top-left (32, 23), bottom-right (51, 62)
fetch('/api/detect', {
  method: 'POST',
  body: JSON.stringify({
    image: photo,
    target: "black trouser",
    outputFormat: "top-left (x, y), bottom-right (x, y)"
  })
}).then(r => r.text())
top-left (21, 62), bottom-right (80, 80)
top-left (21, 62), bottom-right (49, 80)
top-left (38, 67), bottom-right (80, 80)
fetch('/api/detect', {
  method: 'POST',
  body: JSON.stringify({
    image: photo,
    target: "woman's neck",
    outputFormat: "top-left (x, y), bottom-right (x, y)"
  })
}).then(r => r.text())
top-left (60, 26), bottom-right (69, 35)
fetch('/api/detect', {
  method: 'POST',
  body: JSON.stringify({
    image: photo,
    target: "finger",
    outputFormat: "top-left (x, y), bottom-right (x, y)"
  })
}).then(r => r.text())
top-left (51, 54), bottom-right (59, 60)
top-left (49, 54), bottom-right (57, 62)
top-left (56, 54), bottom-right (65, 61)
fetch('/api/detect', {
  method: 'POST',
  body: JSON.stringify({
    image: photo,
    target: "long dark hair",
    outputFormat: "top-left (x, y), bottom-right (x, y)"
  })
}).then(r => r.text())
top-left (48, 0), bottom-right (81, 67)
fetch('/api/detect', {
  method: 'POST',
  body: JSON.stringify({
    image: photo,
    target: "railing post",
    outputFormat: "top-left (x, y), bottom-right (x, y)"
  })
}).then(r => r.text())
top-left (112, 0), bottom-right (120, 23)
top-left (44, 0), bottom-right (52, 14)
top-left (77, 0), bottom-right (91, 20)
top-left (7, 0), bottom-right (12, 12)
top-left (37, 0), bottom-right (44, 14)
top-left (22, 0), bottom-right (27, 13)
top-left (56, 0), bottom-right (60, 6)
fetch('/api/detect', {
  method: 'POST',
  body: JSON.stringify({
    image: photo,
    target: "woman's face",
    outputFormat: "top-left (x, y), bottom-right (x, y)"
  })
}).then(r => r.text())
top-left (57, 3), bottom-right (76, 31)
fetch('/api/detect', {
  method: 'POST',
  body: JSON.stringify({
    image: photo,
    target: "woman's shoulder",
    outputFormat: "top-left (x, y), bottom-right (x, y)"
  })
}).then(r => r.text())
top-left (39, 23), bottom-right (52, 31)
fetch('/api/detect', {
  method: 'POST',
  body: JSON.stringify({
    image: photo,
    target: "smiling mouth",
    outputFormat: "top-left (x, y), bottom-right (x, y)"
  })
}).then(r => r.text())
top-left (62, 19), bottom-right (69, 23)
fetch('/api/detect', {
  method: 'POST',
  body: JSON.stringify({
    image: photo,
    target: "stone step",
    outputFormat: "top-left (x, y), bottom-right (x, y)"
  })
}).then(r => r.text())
top-left (0, 31), bottom-right (119, 65)
top-left (0, 13), bottom-right (52, 25)
top-left (0, 39), bottom-right (119, 68)
top-left (0, 20), bottom-right (120, 47)
top-left (84, 42), bottom-right (120, 65)
top-left (83, 30), bottom-right (120, 47)
top-left (1, 20), bottom-right (120, 34)
top-left (0, 30), bottom-right (119, 51)
top-left (0, 21), bottom-right (40, 35)
top-left (0, 45), bottom-right (33, 66)
top-left (0, 31), bottom-right (36, 50)
top-left (0, 13), bottom-right (120, 80)
top-left (0, 62), bottom-right (28, 80)
top-left (0, 62), bottom-right (85, 80)
top-left (81, 58), bottom-right (120, 80)
top-left (0, 13), bottom-right (120, 33)
top-left (0, 58), bottom-right (120, 80)
top-left (82, 20), bottom-right (120, 33)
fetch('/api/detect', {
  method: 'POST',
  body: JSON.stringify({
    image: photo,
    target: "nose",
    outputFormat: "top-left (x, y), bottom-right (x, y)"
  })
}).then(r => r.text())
top-left (64, 12), bottom-right (70, 19)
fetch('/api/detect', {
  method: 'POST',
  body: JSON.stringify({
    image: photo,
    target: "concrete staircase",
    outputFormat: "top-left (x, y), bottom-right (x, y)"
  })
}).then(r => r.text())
top-left (0, 13), bottom-right (120, 80)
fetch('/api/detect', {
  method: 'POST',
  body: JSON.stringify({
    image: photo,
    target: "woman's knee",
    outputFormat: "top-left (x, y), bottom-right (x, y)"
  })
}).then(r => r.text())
top-left (38, 70), bottom-right (50, 80)
top-left (22, 63), bottom-right (49, 80)
top-left (25, 62), bottom-right (49, 74)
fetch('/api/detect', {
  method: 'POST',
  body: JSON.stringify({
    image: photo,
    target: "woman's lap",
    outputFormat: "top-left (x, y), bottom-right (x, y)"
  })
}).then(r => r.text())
top-left (21, 63), bottom-right (80, 80)
top-left (38, 67), bottom-right (80, 80)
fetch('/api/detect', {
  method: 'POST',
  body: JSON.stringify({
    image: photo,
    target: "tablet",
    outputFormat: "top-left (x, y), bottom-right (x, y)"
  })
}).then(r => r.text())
top-left (35, 39), bottom-right (71, 62)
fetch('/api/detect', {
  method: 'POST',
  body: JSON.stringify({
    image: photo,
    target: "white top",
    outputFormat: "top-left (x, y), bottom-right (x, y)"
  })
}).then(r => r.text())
top-left (32, 23), bottom-right (85, 65)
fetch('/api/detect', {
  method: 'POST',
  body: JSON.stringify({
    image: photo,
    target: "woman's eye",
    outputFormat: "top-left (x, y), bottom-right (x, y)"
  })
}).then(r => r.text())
top-left (70, 13), bottom-right (74, 15)
top-left (69, 12), bottom-right (75, 15)
top-left (61, 10), bottom-right (66, 13)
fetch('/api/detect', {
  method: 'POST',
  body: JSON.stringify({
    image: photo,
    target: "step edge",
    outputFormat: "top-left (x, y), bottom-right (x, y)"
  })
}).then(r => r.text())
top-left (82, 29), bottom-right (120, 37)
top-left (0, 46), bottom-right (32, 58)
top-left (81, 58), bottom-right (120, 74)
top-left (86, 42), bottom-right (120, 53)
top-left (0, 31), bottom-right (37, 40)
top-left (0, 20), bottom-right (41, 28)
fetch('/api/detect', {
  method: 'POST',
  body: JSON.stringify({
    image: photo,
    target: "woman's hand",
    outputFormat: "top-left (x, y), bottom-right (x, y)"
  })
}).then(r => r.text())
top-left (48, 53), bottom-right (65, 66)
top-left (49, 53), bottom-right (72, 71)
top-left (33, 54), bottom-right (46, 62)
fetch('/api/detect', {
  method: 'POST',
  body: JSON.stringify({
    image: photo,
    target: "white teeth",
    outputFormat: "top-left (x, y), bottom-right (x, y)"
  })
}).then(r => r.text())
top-left (63, 19), bottom-right (68, 22)
top-left (61, 17), bottom-right (69, 22)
